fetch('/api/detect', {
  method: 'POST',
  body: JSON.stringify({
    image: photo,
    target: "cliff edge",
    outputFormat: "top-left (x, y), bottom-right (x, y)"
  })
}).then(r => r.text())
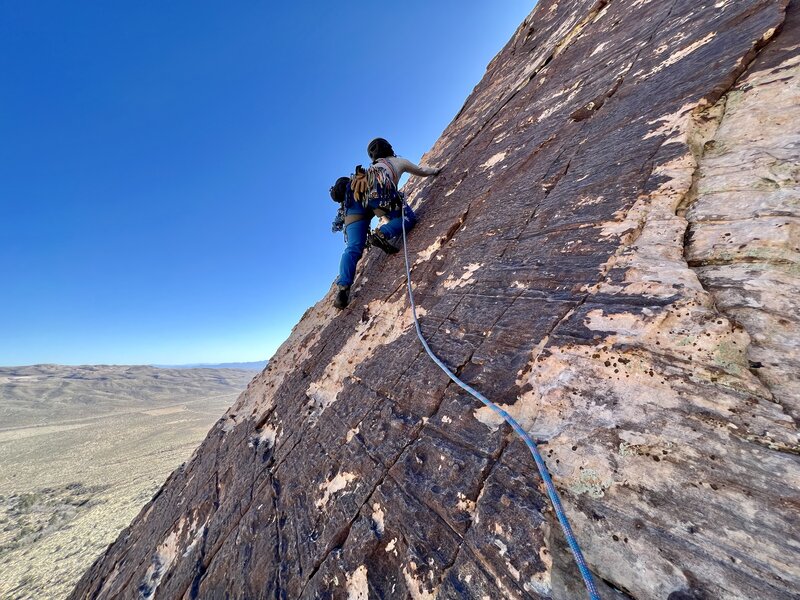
top-left (71, 1), bottom-right (799, 598)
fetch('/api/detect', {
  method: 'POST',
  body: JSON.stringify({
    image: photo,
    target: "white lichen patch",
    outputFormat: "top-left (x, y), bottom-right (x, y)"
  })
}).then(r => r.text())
top-left (414, 212), bottom-right (469, 266)
top-left (385, 538), bottom-right (398, 553)
top-left (371, 503), bottom-right (385, 534)
top-left (139, 516), bottom-right (192, 599)
top-left (584, 309), bottom-right (652, 338)
top-left (524, 545), bottom-right (553, 596)
top-left (642, 32), bottom-right (716, 79)
top-left (346, 565), bottom-right (369, 600)
top-left (315, 471), bottom-right (357, 509)
top-left (494, 539), bottom-right (508, 555)
top-left (572, 468), bottom-right (612, 498)
top-left (643, 102), bottom-right (696, 143)
top-left (456, 492), bottom-right (476, 514)
top-left (576, 195), bottom-right (605, 208)
top-left (415, 240), bottom-right (445, 265)
top-left (443, 263), bottom-right (482, 289)
top-left (492, 538), bottom-right (521, 581)
top-left (306, 296), bottom-right (424, 416)
top-left (252, 425), bottom-right (277, 448)
top-left (480, 151), bottom-right (507, 170)
top-left (182, 522), bottom-right (208, 558)
top-left (760, 27), bottom-right (777, 43)
top-left (536, 80), bottom-right (582, 123)
top-left (402, 564), bottom-right (437, 600)
top-left (346, 426), bottom-right (360, 443)
top-left (492, 131), bottom-right (510, 144)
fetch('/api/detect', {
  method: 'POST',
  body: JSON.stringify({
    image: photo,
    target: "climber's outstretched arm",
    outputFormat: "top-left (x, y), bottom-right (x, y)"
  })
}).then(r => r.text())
top-left (395, 157), bottom-right (441, 178)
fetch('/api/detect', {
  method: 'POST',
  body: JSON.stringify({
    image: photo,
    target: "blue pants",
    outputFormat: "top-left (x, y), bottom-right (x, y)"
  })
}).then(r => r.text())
top-left (336, 202), bottom-right (418, 288)
top-left (337, 218), bottom-right (370, 287)
top-left (378, 202), bottom-right (417, 240)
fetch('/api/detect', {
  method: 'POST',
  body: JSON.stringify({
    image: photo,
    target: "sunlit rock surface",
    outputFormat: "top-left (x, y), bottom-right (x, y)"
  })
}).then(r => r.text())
top-left (70, 1), bottom-right (799, 598)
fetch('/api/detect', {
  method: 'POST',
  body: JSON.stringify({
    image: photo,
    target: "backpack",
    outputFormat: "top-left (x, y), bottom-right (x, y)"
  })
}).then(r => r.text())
top-left (330, 177), bottom-right (350, 233)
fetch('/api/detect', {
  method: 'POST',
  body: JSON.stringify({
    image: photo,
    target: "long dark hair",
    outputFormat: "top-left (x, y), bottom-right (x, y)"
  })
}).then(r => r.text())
top-left (367, 138), bottom-right (395, 162)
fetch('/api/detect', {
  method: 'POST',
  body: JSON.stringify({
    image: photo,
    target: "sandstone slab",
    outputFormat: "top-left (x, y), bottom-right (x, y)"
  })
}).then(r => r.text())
top-left (71, 2), bottom-right (799, 599)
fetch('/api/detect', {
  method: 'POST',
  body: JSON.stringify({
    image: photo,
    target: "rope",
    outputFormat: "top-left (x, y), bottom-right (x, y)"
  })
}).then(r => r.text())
top-left (399, 205), bottom-right (601, 600)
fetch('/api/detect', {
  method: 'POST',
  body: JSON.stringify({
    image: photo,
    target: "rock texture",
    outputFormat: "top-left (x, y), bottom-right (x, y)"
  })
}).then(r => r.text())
top-left (71, 1), bottom-right (799, 599)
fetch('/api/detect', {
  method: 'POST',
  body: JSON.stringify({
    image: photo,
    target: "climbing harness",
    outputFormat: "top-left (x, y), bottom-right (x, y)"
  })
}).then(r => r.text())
top-left (399, 205), bottom-right (601, 600)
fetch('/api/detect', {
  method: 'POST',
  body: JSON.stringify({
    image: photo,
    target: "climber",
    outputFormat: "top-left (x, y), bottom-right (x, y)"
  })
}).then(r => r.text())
top-left (331, 138), bottom-right (441, 310)
top-left (362, 137), bottom-right (441, 254)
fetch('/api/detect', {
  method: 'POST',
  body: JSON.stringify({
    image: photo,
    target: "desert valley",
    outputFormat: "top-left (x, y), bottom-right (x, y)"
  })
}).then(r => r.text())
top-left (0, 364), bottom-right (256, 599)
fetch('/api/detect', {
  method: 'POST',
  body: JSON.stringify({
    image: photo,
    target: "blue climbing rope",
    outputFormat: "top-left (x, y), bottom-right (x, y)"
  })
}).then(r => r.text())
top-left (399, 204), bottom-right (601, 600)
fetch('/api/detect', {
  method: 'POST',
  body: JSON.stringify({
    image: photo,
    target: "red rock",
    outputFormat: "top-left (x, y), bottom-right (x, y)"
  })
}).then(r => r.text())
top-left (70, 1), bottom-right (799, 598)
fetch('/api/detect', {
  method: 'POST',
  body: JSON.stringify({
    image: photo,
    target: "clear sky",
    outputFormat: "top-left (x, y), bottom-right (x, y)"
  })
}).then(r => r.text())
top-left (0, 1), bottom-right (534, 366)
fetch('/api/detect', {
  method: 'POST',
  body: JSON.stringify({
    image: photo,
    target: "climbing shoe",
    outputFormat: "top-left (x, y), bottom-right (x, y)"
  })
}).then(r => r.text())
top-left (334, 285), bottom-right (350, 310)
top-left (369, 230), bottom-right (399, 255)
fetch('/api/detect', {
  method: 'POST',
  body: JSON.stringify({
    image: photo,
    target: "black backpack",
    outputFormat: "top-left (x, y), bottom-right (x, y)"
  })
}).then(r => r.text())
top-left (329, 176), bottom-right (350, 203)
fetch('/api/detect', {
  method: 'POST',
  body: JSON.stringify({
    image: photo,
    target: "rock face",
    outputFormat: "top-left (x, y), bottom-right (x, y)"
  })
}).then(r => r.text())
top-left (71, 1), bottom-right (799, 599)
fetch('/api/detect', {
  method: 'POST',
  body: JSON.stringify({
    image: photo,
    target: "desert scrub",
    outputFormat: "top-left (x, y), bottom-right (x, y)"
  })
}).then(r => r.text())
top-left (15, 525), bottom-right (33, 540)
top-left (14, 493), bottom-right (39, 512)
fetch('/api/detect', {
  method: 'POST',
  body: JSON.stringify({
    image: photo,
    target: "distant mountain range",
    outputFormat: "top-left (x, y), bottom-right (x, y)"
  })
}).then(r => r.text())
top-left (153, 361), bottom-right (267, 371)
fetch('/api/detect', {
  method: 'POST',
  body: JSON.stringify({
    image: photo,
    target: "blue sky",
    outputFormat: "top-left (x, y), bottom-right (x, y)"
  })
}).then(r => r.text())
top-left (0, 1), bottom-right (533, 366)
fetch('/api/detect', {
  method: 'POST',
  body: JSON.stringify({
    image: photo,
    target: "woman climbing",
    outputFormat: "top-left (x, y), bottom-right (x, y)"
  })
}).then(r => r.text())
top-left (362, 137), bottom-right (441, 254)
top-left (331, 138), bottom-right (440, 310)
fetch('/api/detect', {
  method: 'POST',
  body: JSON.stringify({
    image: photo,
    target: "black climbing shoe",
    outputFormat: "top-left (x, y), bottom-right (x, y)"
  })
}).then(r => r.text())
top-left (334, 286), bottom-right (350, 310)
top-left (369, 230), bottom-right (399, 255)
